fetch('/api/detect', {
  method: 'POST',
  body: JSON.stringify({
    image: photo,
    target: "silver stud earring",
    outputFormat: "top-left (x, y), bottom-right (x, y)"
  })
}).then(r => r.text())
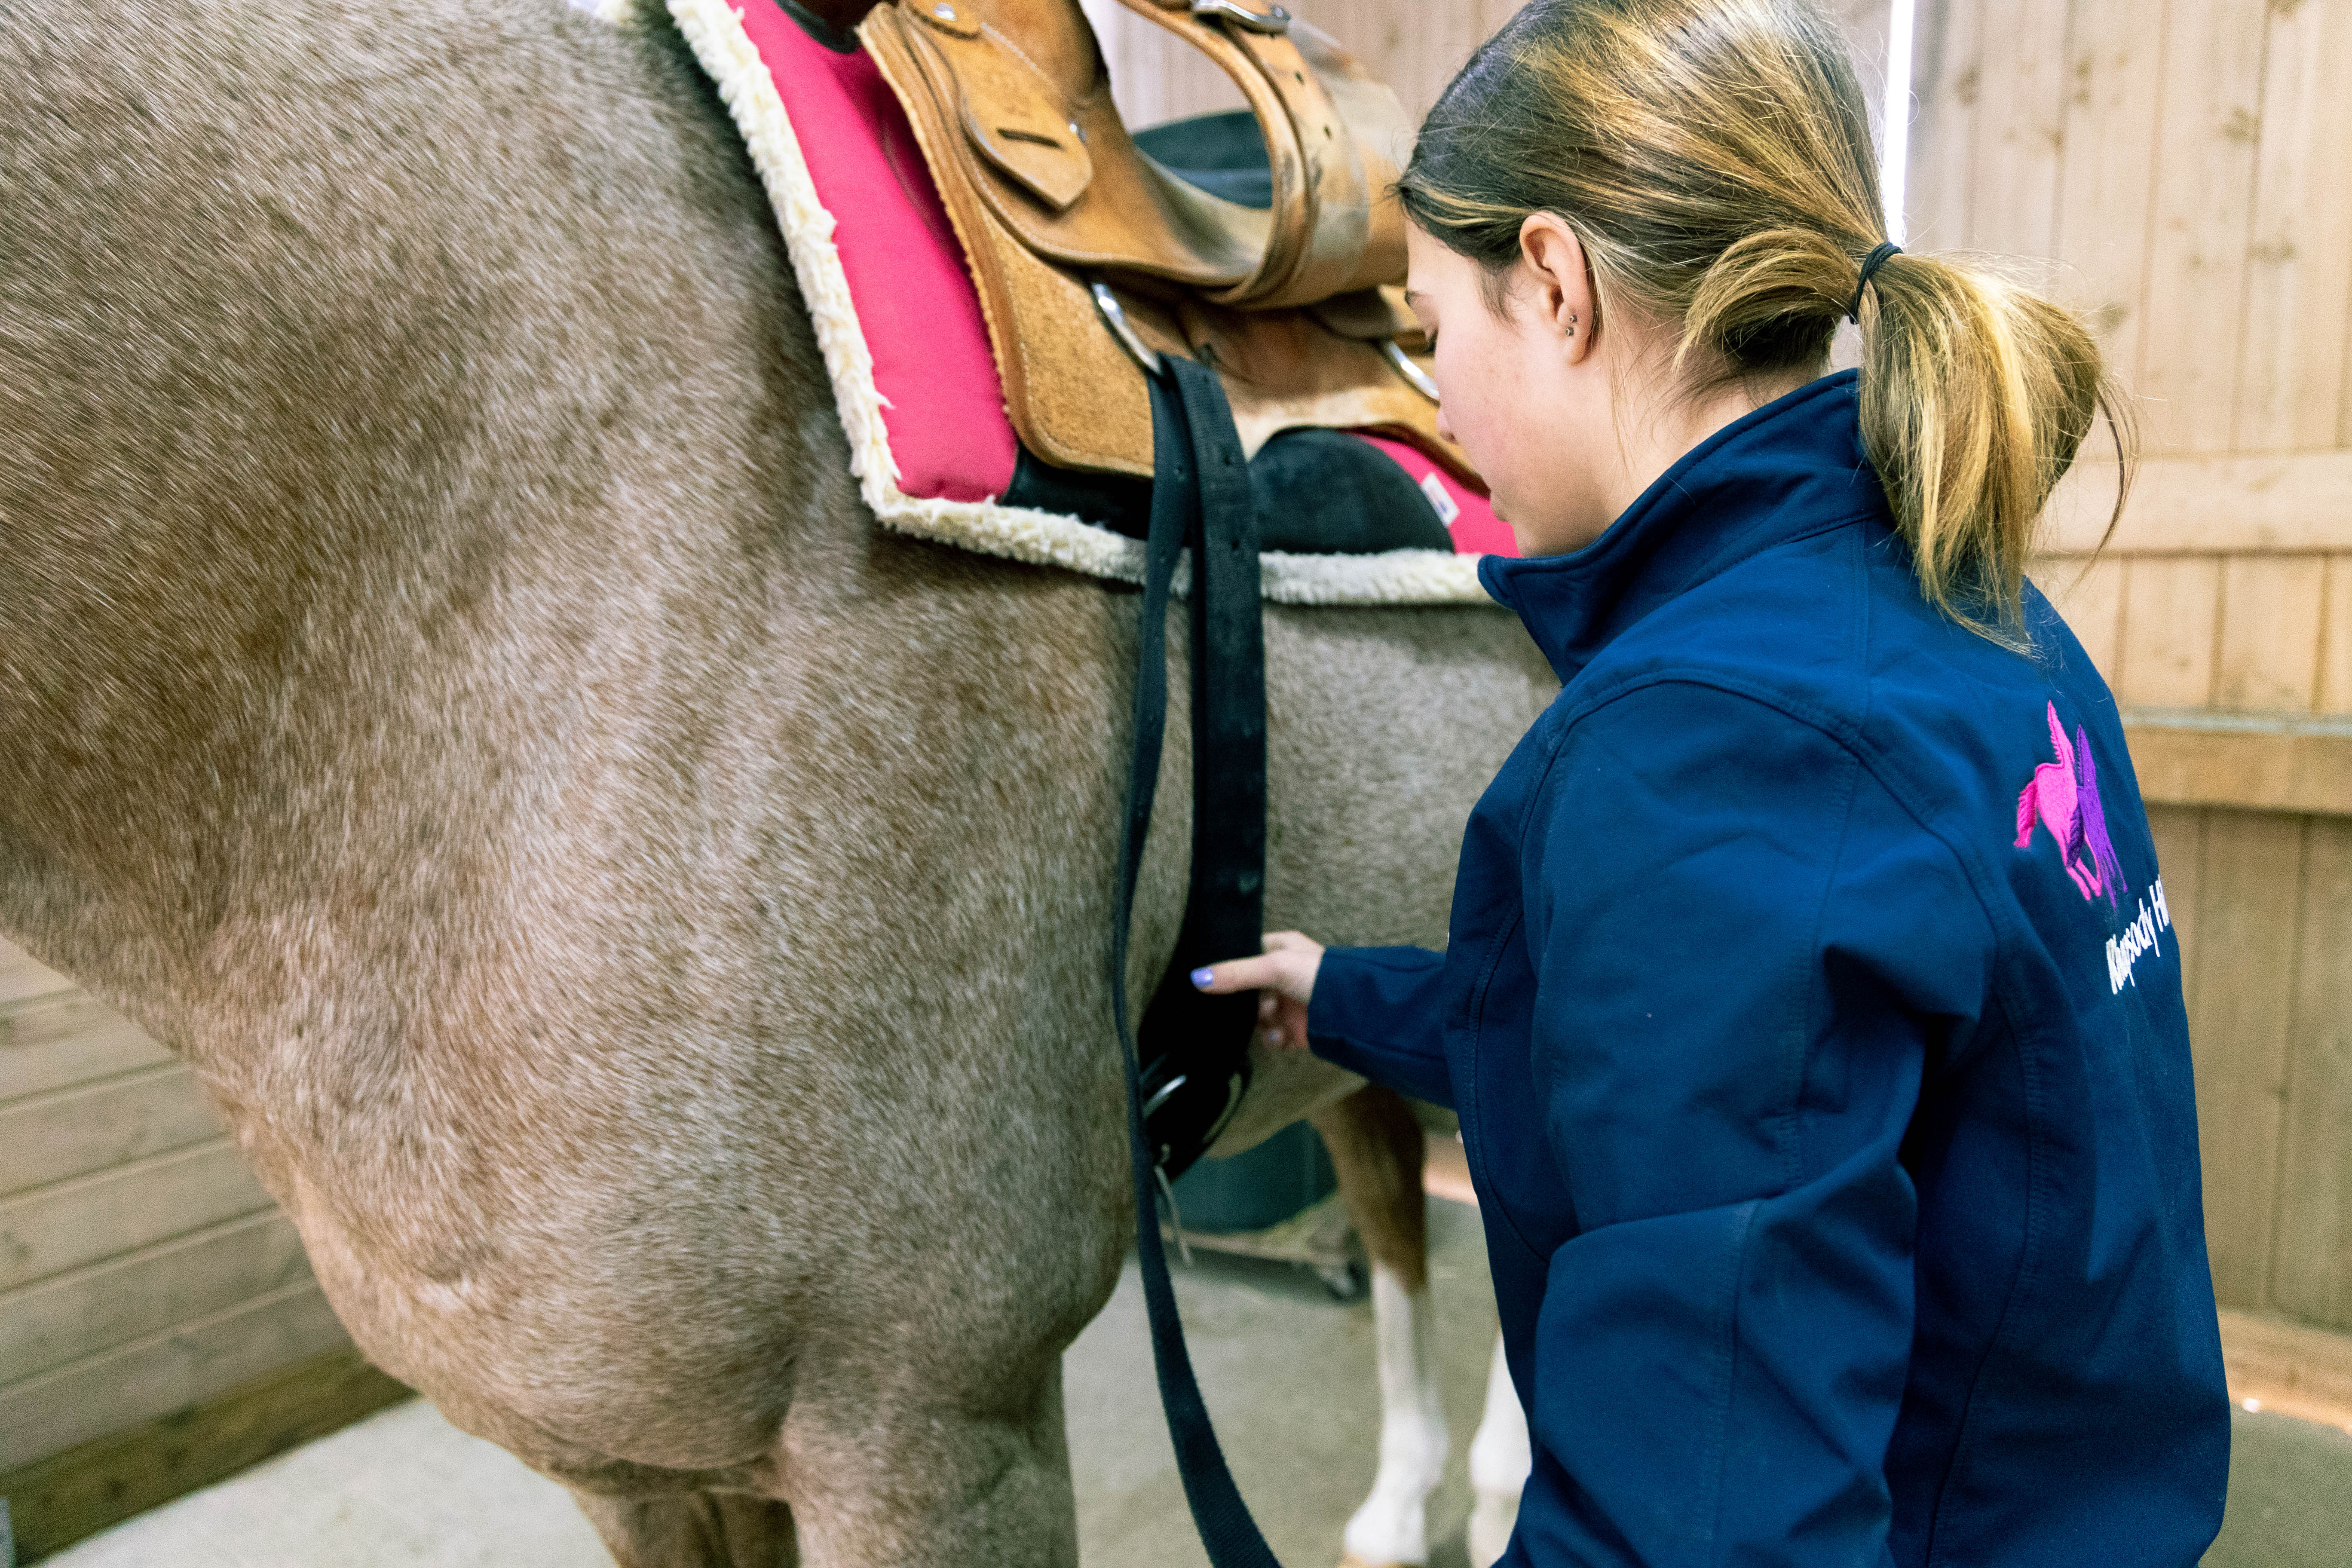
top-left (1565, 312), bottom-right (1578, 338)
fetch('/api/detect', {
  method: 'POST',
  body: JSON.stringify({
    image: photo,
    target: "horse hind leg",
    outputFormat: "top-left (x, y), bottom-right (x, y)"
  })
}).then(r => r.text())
top-left (1465, 1335), bottom-right (1529, 1568)
top-left (1312, 1086), bottom-right (1449, 1568)
top-left (572, 1489), bottom-right (798, 1568)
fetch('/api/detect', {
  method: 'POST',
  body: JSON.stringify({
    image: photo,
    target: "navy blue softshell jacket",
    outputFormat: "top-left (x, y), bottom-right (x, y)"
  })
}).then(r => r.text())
top-left (1308, 373), bottom-right (2230, 1567)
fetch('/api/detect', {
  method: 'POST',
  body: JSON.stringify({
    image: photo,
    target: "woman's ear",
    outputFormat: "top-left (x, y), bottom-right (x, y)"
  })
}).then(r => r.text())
top-left (1518, 213), bottom-right (1596, 364)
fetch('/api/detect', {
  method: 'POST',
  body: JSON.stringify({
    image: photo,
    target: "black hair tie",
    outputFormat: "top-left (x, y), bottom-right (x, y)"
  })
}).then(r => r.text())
top-left (1847, 241), bottom-right (1902, 324)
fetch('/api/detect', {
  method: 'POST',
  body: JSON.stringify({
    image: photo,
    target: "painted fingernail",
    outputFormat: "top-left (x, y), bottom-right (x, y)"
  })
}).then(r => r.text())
top-left (1190, 967), bottom-right (1216, 988)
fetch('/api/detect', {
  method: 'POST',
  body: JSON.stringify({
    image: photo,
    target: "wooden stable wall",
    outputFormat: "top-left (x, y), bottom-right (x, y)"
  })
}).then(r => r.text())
top-left (1907, 0), bottom-right (2352, 1335)
top-left (1082, 0), bottom-right (1895, 129)
top-left (0, 937), bottom-right (381, 1526)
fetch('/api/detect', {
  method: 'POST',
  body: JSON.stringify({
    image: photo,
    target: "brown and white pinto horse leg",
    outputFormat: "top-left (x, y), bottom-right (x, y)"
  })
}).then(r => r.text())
top-left (1466, 1334), bottom-right (1531, 1568)
top-left (1312, 1087), bottom-right (1449, 1568)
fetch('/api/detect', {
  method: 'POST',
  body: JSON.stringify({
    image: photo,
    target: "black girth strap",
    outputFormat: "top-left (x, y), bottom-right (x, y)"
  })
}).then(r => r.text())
top-left (1109, 352), bottom-right (1280, 1568)
top-left (1133, 359), bottom-right (1268, 1181)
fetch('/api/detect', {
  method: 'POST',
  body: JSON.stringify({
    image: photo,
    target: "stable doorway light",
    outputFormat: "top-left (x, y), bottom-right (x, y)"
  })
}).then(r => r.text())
top-left (1882, 0), bottom-right (1915, 244)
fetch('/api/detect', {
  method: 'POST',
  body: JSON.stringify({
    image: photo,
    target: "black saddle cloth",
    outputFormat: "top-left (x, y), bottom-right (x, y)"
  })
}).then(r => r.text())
top-left (998, 112), bottom-right (1455, 558)
top-left (1002, 426), bottom-right (1453, 555)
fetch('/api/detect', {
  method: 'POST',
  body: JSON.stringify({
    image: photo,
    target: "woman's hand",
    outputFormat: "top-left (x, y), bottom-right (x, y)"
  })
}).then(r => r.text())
top-left (1191, 931), bottom-right (1324, 1051)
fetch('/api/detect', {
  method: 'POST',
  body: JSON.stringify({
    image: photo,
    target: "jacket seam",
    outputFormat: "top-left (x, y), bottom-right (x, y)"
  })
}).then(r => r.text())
top-left (1919, 977), bottom-right (2046, 1566)
top-left (1702, 1198), bottom-right (1763, 1565)
top-left (1781, 745), bottom-right (1865, 1193)
top-left (1456, 909), bottom-right (1549, 1266)
top-left (1534, 672), bottom-right (2005, 958)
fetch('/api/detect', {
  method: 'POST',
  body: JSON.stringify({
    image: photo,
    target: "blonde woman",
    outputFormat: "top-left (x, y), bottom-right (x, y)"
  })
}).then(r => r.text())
top-left (1195, 0), bottom-right (2229, 1560)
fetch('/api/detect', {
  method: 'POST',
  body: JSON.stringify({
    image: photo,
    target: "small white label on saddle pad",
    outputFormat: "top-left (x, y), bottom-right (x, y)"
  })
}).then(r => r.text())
top-left (1419, 472), bottom-right (1461, 526)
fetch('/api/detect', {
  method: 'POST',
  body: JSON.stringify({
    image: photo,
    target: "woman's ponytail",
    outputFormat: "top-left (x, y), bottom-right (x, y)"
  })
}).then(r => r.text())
top-left (1397, 0), bottom-right (2132, 646)
top-left (1854, 254), bottom-right (2118, 642)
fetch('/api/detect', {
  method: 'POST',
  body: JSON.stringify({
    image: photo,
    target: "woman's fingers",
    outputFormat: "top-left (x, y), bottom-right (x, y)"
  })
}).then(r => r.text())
top-left (1191, 932), bottom-right (1324, 1005)
top-left (1192, 955), bottom-right (1283, 995)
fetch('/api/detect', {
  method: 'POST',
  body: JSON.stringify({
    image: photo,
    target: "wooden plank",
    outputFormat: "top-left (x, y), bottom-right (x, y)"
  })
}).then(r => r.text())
top-left (2343, 285), bottom-right (2352, 450)
top-left (0, 992), bottom-right (173, 1104)
top-left (1827, 0), bottom-right (1896, 162)
top-left (2114, 555), bottom-right (2220, 707)
top-left (2044, 452), bottom-right (2352, 556)
top-left (2324, 555), bottom-right (2352, 717)
top-left (2185, 810), bottom-right (2305, 1310)
top-left (1902, 0), bottom-right (1980, 252)
top-left (0, 1346), bottom-right (411, 1563)
top-left (1289, 0), bottom-right (1498, 126)
top-left (2049, 0), bottom-right (2172, 364)
top-left (2233, 0), bottom-right (2352, 451)
top-left (0, 1140), bottom-right (272, 1294)
top-left (2132, 0), bottom-right (2268, 456)
top-left (2271, 816), bottom-right (2352, 1331)
top-left (2144, 803), bottom-right (2207, 1017)
top-left (2122, 721), bottom-right (2352, 818)
top-left (2214, 555), bottom-right (2327, 714)
top-left (2220, 1307), bottom-right (2352, 1431)
top-left (1089, 0), bottom-right (1507, 130)
top-left (0, 1211), bottom-right (312, 1387)
top-left (0, 1280), bottom-right (350, 1472)
top-left (2036, 554), bottom-right (2128, 679)
top-left (1964, 0), bottom-right (2070, 262)
top-left (1082, 0), bottom-right (1245, 129)
top-left (0, 940), bottom-right (72, 1010)
top-left (1106, 0), bottom-right (1892, 170)
top-left (0, 1064), bottom-right (224, 1199)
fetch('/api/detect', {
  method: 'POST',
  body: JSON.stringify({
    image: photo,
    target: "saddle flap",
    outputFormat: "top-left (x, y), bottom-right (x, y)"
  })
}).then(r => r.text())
top-left (858, 0), bottom-right (1456, 481)
top-left (875, 0), bottom-right (1405, 309)
top-left (913, 0), bottom-right (1094, 213)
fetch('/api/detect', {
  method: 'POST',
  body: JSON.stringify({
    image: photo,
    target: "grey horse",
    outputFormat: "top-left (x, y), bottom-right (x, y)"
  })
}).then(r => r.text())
top-left (0, 0), bottom-right (1555, 1560)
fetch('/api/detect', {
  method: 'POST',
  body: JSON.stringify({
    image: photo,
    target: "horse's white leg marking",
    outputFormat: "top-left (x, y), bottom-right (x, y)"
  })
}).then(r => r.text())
top-left (1340, 1262), bottom-right (1449, 1568)
top-left (1466, 1333), bottom-right (1529, 1568)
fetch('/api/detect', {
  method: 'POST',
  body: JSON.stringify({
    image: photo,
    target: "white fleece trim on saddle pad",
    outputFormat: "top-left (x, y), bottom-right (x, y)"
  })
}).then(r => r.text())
top-left (662, 0), bottom-right (1498, 607)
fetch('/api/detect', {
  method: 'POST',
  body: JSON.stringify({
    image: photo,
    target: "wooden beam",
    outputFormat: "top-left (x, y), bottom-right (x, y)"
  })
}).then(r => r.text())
top-left (0, 1347), bottom-right (411, 1563)
top-left (2221, 1308), bottom-right (2352, 1434)
top-left (0, 1282), bottom-right (351, 1470)
top-left (2123, 714), bottom-right (2352, 817)
top-left (2046, 451), bottom-right (2352, 555)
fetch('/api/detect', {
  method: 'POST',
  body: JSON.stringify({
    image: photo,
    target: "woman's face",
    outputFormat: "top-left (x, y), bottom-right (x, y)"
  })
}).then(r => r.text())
top-left (1405, 224), bottom-right (1621, 558)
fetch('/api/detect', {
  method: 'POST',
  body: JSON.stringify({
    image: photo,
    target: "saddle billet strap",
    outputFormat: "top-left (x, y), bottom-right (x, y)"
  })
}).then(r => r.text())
top-left (1110, 353), bottom-right (1280, 1568)
top-left (1134, 351), bottom-right (1266, 1176)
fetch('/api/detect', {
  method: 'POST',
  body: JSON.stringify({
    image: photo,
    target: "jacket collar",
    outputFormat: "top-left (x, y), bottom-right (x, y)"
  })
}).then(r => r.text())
top-left (1476, 371), bottom-right (1890, 684)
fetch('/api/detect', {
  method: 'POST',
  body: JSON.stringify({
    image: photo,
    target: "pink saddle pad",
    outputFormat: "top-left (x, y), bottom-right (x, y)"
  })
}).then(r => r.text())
top-left (729, 0), bottom-right (1516, 558)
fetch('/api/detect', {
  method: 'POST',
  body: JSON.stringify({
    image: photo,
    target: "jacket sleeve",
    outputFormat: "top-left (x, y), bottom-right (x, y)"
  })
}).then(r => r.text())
top-left (1305, 945), bottom-right (1456, 1109)
top-left (1505, 681), bottom-right (1990, 1568)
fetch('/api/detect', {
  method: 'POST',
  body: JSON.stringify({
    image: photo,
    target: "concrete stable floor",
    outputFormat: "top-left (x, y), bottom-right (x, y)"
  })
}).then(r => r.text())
top-left (45, 1198), bottom-right (2352, 1568)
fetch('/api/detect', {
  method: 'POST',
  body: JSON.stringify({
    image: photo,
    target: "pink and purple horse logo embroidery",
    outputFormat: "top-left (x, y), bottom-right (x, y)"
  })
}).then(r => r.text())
top-left (2015, 702), bottom-right (2126, 908)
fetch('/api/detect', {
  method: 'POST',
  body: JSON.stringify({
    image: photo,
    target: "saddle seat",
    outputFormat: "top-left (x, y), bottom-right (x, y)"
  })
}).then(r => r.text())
top-left (857, 0), bottom-right (1459, 480)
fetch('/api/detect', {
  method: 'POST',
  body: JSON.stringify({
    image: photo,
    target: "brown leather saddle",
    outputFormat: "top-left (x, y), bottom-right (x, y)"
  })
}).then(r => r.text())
top-left (857, 0), bottom-right (1457, 481)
